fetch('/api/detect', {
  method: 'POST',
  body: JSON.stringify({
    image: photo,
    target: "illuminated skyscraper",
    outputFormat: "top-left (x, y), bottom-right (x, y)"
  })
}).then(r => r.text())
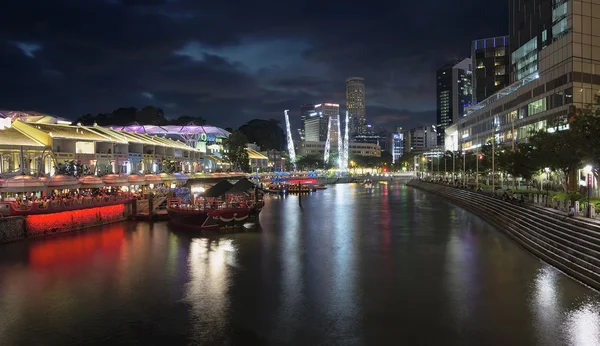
top-left (436, 58), bottom-right (472, 146)
top-left (304, 103), bottom-right (339, 143)
top-left (471, 36), bottom-right (509, 103)
top-left (299, 104), bottom-right (315, 140)
top-left (346, 77), bottom-right (366, 137)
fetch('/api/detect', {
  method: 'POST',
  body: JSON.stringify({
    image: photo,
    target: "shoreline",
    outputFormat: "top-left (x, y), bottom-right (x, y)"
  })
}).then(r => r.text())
top-left (407, 179), bottom-right (600, 291)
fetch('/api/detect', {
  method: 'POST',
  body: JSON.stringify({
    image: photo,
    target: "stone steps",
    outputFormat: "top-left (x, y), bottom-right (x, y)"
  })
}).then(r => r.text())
top-left (408, 181), bottom-right (600, 290)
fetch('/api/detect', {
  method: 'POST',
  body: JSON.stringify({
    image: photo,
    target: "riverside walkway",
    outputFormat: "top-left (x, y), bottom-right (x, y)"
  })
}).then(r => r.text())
top-left (408, 179), bottom-right (600, 291)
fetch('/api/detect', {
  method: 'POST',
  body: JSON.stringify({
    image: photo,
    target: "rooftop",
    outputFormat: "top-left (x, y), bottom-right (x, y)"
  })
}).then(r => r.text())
top-left (110, 124), bottom-right (230, 141)
top-left (0, 127), bottom-right (45, 148)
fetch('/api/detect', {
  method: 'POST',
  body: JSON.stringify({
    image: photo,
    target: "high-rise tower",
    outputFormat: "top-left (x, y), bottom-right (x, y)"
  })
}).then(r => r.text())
top-left (436, 58), bottom-right (472, 146)
top-left (471, 36), bottom-right (510, 103)
top-left (346, 77), bottom-right (366, 137)
top-left (299, 104), bottom-right (315, 140)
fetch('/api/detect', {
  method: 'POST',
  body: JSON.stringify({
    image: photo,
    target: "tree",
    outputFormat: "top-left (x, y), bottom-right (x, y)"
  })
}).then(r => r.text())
top-left (224, 130), bottom-right (250, 172)
top-left (295, 154), bottom-right (324, 170)
top-left (168, 115), bottom-right (206, 125)
top-left (570, 104), bottom-right (600, 179)
top-left (238, 119), bottom-right (285, 150)
top-left (529, 129), bottom-right (582, 192)
top-left (75, 106), bottom-right (206, 127)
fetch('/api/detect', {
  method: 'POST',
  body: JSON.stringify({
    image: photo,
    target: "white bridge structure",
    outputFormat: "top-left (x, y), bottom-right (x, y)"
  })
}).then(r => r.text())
top-left (283, 109), bottom-right (349, 171)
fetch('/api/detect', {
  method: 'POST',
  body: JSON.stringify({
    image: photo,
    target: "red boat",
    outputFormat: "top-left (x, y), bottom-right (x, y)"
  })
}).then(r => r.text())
top-left (166, 198), bottom-right (264, 229)
top-left (166, 178), bottom-right (265, 230)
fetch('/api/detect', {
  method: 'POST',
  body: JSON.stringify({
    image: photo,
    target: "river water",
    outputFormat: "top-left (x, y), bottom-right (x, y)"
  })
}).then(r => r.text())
top-left (0, 183), bottom-right (599, 345)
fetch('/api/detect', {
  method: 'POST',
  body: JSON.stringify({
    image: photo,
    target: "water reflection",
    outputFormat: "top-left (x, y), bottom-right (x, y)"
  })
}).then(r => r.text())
top-left (185, 238), bottom-right (236, 344)
top-left (275, 193), bottom-right (303, 343)
top-left (0, 185), bottom-right (599, 345)
top-left (563, 302), bottom-right (600, 346)
top-left (532, 266), bottom-right (561, 344)
top-left (330, 184), bottom-right (359, 343)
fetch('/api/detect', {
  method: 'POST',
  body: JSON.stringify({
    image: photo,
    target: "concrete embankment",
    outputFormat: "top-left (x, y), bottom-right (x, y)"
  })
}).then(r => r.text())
top-left (407, 180), bottom-right (600, 291)
top-left (0, 203), bottom-right (132, 244)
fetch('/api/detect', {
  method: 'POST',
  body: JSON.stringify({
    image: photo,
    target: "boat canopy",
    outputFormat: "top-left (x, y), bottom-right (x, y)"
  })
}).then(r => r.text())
top-left (202, 180), bottom-right (234, 198)
top-left (225, 178), bottom-right (256, 195)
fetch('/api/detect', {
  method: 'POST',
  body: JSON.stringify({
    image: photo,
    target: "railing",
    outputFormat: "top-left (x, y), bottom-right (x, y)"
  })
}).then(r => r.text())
top-left (168, 200), bottom-right (264, 213)
top-left (0, 195), bottom-right (134, 216)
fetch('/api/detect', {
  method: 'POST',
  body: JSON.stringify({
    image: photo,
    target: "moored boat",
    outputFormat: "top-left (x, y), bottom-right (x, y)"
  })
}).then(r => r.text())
top-left (166, 178), bottom-right (265, 230)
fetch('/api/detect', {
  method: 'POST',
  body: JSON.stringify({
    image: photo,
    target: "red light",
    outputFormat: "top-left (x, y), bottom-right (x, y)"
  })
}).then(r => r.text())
top-left (29, 225), bottom-right (125, 270)
top-left (479, 155), bottom-right (484, 160)
top-left (25, 205), bottom-right (126, 236)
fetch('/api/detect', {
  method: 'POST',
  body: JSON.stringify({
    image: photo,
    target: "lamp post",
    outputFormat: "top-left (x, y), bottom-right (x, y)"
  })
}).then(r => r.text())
top-left (476, 153), bottom-right (479, 190)
top-left (544, 167), bottom-right (550, 206)
top-left (584, 165), bottom-right (593, 218)
top-left (462, 151), bottom-right (466, 187)
top-left (452, 151), bottom-right (456, 184)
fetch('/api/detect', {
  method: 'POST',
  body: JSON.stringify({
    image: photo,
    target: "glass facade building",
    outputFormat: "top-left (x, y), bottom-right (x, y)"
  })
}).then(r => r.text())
top-left (436, 58), bottom-right (472, 146)
top-left (446, 0), bottom-right (599, 153)
top-left (472, 36), bottom-right (510, 103)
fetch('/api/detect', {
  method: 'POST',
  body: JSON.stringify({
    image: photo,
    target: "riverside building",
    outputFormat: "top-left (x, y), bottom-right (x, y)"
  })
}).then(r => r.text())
top-left (446, 0), bottom-right (599, 153)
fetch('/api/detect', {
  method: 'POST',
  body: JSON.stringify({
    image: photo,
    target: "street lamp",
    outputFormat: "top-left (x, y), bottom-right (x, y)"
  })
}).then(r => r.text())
top-left (544, 167), bottom-right (550, 206)
top-left (584, 165), bottom-right (593, 218)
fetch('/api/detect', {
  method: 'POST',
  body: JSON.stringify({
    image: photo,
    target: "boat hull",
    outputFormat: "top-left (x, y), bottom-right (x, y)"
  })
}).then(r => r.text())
top-left (167, 202), bottom-right (264, 230)
top-left (166, 208), bottom-right (209, 228)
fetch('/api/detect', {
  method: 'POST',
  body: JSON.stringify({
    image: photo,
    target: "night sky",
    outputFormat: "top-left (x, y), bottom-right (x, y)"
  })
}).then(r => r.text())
top-left (1, 0), bottom-right (506, 131)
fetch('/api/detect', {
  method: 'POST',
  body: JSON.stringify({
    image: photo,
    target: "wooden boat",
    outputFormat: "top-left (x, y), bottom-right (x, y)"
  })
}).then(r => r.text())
top-left (166, 178), bottom-right (265, 230)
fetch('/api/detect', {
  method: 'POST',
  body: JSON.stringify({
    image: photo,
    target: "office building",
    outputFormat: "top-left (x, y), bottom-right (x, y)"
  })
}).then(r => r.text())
top-left (436, 58), bottom-right (472, 145)
top-left (472, 36), bottom-right (510, 103)
top-left (386, 127), bottom-right (404, 163)
top-left (304, 103), bottom-right (339, 143)
top-left (446, 0), bottom-right (597, 154)
top-left (346, 77), bottom-right (366, 136)
top-left (300, 141), bottom-right (381, 157)
top-left (403, 126), bottom-right (437, 153)
top-left (299, 104), bottom-right (315, 140)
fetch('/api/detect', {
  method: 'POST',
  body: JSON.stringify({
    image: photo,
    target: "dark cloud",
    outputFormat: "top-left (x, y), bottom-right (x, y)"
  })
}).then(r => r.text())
top-left (0, 0), bottom-right (506, 132)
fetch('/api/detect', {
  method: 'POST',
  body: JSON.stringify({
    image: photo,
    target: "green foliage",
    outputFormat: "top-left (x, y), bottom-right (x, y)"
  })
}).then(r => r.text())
top-left (295, 154), bottom-right (325, 170)
top-left (238, 119), bottom-right (285, 151)
top-left (224, 130), bottom-right (250, 172)
top-left (76, 106), bottom-right (206, 126)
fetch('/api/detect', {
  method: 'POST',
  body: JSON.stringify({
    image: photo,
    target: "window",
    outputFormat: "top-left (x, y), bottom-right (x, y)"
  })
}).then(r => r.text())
top-left (550, 92), bottom-right (563, 108)
top-left (552, 3), bottom-right (568, 22)
top-left (495, 66), bottom-right (506, 75)
top-left (564, 87), bottom-right (573, 104)
top-left (528, 98), bottom-right (547, 116)
top-left (552, 18), bottom-right (568, 39)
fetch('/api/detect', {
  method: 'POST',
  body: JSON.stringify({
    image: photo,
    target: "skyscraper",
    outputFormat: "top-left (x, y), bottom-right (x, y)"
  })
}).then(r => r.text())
top-left (436, 58), bottom-right (472, 146)
top-left (448, 0), bottom-right (597, 160)
top-left (471, 36), bottom-right (510, 103)
top-left (509, 0), bottom-right (553, 83)
top-left (299, 104), bottom-right (315, 140)
top-left (346, 77), bottom-right (366, 136)
top-left (304, 103), bottom-right (339, 142)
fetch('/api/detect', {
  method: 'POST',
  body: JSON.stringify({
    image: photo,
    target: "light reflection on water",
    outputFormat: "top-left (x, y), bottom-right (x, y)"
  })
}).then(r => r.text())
top-left (564, 302), bottom-right (600, 346)
top-left (0, 184), bottom-right (599, 345)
